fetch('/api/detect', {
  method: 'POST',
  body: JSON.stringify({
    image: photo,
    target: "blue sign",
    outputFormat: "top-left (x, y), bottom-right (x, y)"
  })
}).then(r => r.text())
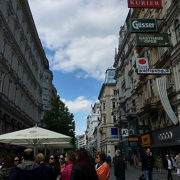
top-left (111, 128), bottom-right (118, 138)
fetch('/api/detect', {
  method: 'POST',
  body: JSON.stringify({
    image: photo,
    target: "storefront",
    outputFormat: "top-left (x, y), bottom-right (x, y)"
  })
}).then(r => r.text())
top-left (151, 125), bottom-right (180, 157)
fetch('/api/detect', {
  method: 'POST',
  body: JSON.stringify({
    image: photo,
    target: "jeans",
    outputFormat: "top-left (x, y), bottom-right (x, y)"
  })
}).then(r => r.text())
top-left (167, 169), bottom-right (173, 180)
top-left (145, 170), bottom-right (152, 180)
top-left (116, 176), bottom-right (125, 180)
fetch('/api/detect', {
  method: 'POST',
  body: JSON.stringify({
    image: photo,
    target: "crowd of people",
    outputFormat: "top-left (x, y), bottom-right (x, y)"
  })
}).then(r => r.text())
top-left (0, 148), bottom-right (126, 180)
top-left (141, 148), bottom-right (180, 180)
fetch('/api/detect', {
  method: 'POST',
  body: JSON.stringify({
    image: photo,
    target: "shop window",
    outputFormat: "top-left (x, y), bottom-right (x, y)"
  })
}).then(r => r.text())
top-left (175, 19), bottom-right (180, 42)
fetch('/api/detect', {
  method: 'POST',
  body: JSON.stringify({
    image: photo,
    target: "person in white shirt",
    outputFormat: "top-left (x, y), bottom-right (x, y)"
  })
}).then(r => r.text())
top-left (164, 154), bottom-right (173, 180)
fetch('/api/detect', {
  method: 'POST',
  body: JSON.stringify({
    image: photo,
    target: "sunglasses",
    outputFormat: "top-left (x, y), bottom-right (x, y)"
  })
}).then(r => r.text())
top-left (50, 158), bottom-right (54, 160)
top-left (14, 160), bottom-right (19, 162)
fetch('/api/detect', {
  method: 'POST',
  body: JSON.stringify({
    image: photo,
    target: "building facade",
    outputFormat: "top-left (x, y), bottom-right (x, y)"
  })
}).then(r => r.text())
top-left (98, 68), bottom-right (119, 158)
top-left (131, 0), bottom-right (180, 156)
top-left (86, 102), bottom-right (100, 153)
top-left (113, 11), bottom-right (138, 157)
top-left (0, 0), bottom-right (51, 135)
top-left (41, 68), bottom-right (57, 122)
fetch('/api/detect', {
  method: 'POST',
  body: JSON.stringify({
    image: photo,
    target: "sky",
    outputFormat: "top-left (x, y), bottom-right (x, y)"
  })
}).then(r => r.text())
top-left (28, 0), bottom-right (129, 135)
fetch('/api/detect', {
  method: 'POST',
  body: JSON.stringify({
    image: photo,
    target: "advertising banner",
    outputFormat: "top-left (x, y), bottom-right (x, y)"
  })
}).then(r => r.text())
top-left (130, 18), bottom-right (158, 33)
top-left (128, 0), bottom-right (162, 8)
top-left (136, 33), bottom-right (171, 47)
top-left (111, 128), bottom-right (118, 138)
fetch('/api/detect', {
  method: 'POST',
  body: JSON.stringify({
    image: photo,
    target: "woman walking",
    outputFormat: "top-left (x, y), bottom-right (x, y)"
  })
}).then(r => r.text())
top-left (61, 151), bottom-right (75, 180)
top-left (70, 148), bottom-right (98, 180)
top-left (95, 151), bottom-right (110, 180)
top-left (156, 156), bottom-right (163, 173)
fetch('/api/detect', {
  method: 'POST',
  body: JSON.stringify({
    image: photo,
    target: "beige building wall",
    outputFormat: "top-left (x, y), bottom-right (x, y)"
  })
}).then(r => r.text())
top-left (99, 82), bottom-right (119, 158)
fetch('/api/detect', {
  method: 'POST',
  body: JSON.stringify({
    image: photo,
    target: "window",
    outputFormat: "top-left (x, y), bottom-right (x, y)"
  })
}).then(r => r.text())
top-left (43, 88), bottom-right (48, 95)
top-left (112, 102), bottom-right (116, 109)
top-left (44, 76), bottom-right (49, 83)
top-left (175, 20), bottom-right (180, 42)
top-left (149, 79), bottom-right (155, 97)
top-left (103, 103), bottom-right (105, 110)
top-left (113, 116), bottom-right (116, 123)
top-left (147, 49), bottom-right (152, 66)
top-left (103, 116), bottom-right (106, 124)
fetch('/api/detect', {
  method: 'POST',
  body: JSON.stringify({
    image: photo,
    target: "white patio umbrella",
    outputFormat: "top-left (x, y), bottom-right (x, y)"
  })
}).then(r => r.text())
top-left (0, 126), bottom-right (72, 153)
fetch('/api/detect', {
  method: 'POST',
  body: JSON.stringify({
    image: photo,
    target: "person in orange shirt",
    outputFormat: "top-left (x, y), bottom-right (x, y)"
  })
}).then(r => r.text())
top-left (95, 151), bottom-right (110, 180)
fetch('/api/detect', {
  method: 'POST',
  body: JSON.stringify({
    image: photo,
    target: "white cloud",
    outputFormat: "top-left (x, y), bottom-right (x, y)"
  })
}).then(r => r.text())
top-left (62, 96), bottom-right (92, 113)
top-left (29, 0), bottom-right (129, 80)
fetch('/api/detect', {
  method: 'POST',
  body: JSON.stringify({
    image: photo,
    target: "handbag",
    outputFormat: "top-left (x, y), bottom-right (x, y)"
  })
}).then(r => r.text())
top-left (139, 174), bottom-right (145, 180)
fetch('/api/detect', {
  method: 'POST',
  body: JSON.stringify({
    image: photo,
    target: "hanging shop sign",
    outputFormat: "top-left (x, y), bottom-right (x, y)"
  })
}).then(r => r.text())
top-left (137, 68), bottom-right (171, 75)
top-left (127, 0), bottom-right (162, 8)
top-left (136, 58), bottom-right (149, 69)
top-left (136, 33), bottom-right (171, 47)
top-left (141, 134), bottom-right (151, 147)
top-left (128, 137), bottom-right (139, 142)
top-left (121, 129), bottom-right (129, 137)
top-left (130, 18), bottom-right (158, 33)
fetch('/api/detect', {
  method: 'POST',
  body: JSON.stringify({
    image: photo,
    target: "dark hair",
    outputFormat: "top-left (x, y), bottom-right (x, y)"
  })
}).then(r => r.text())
top-left (1, 157), bottom-right (14, 169)
top-left (23, 148), bottom-right (34, 161)
top-left (76, 148), bottom-right (93, 167)
top-left (66, 151), bottom-right (76, 162)
top-left (96, 151), bottom-right (107, 162)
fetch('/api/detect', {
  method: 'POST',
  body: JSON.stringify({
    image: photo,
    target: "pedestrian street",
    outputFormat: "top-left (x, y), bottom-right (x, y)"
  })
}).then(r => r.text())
top-left (109, 165), bottom-right (180, 180)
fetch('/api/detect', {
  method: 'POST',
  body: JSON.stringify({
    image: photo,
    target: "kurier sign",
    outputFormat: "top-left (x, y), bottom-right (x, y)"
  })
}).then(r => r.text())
top-left (130, 19), bottom-right (158, 33)
top-left (128, 0), bottom-right (162, 8)
top-left (136, 33), bottom-right (171, 47)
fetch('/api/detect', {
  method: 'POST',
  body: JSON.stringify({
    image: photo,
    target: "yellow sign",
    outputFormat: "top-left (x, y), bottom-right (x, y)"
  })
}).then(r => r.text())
top-left (141, 134), bottom-right (151, 147)
top-left (128, 137), bottom-right (139, 142)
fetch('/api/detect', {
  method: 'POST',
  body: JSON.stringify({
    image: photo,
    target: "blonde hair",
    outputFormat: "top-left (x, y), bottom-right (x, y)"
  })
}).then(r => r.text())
top-left (35, 153), bottom-right (44, 164)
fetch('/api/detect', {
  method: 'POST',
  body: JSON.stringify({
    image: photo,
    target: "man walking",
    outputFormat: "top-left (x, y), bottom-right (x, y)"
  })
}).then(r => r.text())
top-left (142, 148), bottom-right (154, 180)
top-left (9, 148), bottom-right (49, 180)
top-left (113, 150), bottom-right (125, 180)
top-left (164, 154), bottom-right (174, 180)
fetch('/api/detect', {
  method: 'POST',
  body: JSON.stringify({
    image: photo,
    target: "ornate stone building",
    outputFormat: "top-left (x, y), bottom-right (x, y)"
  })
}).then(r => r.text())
top-left (131, 0), bottom-right (180, 155)
top-left (0, 0), bottom-right (51, 134)
top-left (98, 68), bottom-right (119, 158)
top-left (113, 11), bottom-right (138, 157)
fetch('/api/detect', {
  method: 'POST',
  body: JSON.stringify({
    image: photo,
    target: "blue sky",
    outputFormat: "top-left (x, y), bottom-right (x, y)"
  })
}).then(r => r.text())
top-left (28, 0), bottom-right (129, 135)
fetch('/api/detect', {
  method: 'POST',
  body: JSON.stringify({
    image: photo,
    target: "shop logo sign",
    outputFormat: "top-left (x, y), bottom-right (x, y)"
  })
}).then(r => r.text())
top-left (159, 131), bottom-right (173, 141)
top-left (136, 58), bottom-right (149, 69)
top-left (131, 19), bottom-right (158, 33)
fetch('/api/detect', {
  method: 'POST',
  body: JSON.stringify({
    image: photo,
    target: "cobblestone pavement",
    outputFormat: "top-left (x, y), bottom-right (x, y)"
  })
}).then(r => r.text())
top-left (109, 165), bottom-right (180, 180)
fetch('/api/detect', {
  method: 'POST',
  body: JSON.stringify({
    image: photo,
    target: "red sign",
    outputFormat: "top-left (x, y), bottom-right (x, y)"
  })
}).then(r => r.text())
top-left (128, 0), bottom-right (162, 8)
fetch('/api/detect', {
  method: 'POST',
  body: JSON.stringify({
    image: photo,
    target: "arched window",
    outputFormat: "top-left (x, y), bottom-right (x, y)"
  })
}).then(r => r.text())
top-left (175, 19), bottom-right (180, 42)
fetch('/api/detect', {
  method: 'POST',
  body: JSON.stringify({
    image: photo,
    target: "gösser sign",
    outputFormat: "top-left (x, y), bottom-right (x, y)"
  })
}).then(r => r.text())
top-left (136, 33), bottom-right (171, 47)
top-left (130, 19), bottom-right (158, 33)
top-left (128, 0), bottom-right (162, 8)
